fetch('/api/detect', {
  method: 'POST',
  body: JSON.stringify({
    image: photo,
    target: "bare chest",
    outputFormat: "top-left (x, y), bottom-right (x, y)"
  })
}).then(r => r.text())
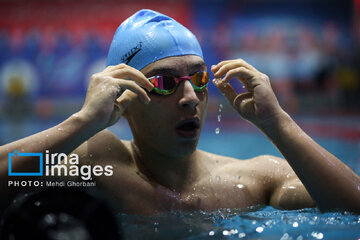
top-left (96, 171), bottom-right (268, 214)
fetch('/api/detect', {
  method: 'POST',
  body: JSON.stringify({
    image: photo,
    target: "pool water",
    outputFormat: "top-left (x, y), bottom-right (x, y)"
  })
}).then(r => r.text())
top-left (198, 130), bottom-right (360, 174)
top-left (119, 207), bottom-right (360, 240)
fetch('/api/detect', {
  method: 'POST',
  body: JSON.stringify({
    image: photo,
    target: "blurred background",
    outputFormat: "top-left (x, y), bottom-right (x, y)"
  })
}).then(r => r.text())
top-left (0, 0), bottom-right (359, 155)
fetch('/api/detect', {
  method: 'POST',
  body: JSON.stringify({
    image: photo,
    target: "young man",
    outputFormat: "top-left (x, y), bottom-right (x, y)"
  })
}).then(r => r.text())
top-left (0, 9), bottom-right (359, 215)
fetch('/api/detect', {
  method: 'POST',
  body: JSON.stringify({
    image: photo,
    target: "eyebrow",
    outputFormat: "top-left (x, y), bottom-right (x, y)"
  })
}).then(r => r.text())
top-left (146, 62), bottom-right (207, 78)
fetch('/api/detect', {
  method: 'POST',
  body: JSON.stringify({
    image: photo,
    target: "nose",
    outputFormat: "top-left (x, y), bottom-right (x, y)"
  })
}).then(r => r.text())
top-left (178, 80), bottom-right (200, 109)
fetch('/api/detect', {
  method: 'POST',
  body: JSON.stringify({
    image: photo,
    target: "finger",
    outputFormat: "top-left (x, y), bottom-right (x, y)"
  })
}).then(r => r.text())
top-left (114, 79), bottom-right (151, 104)
top-left (103, 64), bottom-right (154, 91)
top-left (211, 60), bottom-right (234, 73)
top-left (103, 63), bottom-right (127, 73)
top-left (106, 68), bottom-right (154, 92)
top-left (222, 66), bottom-right (253, 85)
top-left (114, 90), bottom-right (138, 114)
top-left (261, 73), bottom-right (271, 86)
top-left (220, 67), bottom-right (253, 92)
top-left (214, 60), bottom-right (257, 78)
top-left (212, 78), bottom-right (238, 104)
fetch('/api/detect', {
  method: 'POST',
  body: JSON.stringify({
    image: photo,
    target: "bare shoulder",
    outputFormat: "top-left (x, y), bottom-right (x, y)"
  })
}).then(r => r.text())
top-left (72, 129), bottom-right (133, 165)
top-left (199, 150), bottom-right (295, 181)
top-left (248, 155), bottom-right (293, 173)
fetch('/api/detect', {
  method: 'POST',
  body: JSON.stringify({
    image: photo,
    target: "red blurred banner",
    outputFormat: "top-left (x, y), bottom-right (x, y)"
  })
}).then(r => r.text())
top-left (0, 0), bottom-right (191, 41)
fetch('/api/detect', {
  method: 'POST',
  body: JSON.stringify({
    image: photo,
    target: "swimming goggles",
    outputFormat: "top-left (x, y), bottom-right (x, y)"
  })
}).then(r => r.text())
top-left (148, 71), bottom-right (209, 95)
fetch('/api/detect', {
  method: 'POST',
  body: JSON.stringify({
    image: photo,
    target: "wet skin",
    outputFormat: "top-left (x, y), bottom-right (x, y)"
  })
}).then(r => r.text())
top-left (71, 56), bottom-right (314, 215)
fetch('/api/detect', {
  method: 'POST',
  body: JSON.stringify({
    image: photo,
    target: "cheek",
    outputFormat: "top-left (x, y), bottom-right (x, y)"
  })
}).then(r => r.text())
top-left (198, 90), bottom-right (208, 111)
top-left (130, 98), bottom-right (173, 133)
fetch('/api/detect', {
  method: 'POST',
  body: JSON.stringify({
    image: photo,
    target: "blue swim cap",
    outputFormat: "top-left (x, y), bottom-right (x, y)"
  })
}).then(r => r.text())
top-left (106, 9), bottom-right (203, 70)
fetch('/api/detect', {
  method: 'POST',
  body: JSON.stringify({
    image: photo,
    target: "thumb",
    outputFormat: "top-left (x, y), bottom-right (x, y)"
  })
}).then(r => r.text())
top-left (107, 90), bottom-right (138, 126)
top-left (233, 92), bottom-right (255, 120)
top-left (233, 92), bottom-right (252, 109)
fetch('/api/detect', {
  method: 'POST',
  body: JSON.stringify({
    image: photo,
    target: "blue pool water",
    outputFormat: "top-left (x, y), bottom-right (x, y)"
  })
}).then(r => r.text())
top-left (119, 207), bottom-right (360, 239)
top-left (198, 130), bottom-right (360, 175)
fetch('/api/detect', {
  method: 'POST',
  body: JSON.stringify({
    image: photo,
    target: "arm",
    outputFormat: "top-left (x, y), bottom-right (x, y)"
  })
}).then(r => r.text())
top-left (0, 63), bottom-right (154, 207)
top-left (262, 112), bottom-right (360, 212)
top-left (211, 59), bottom-right (360, 213)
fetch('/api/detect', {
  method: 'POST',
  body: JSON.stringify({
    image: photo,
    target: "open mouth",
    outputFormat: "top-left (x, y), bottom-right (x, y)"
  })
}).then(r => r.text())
top-left (175, 118), bottom-right (200, 138)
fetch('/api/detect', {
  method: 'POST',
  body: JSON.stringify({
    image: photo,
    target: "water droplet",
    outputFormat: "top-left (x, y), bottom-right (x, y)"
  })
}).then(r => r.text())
top-left (280, 233), bottom-right (291, 240)
top-left (242, 85), bottom-right (245, 88)
top-left (34, 201), bottom-right (41, 207)
top-left (89, 154), bottom-right (93, 158)
top-left (255, 226), bottom-right (264, 233)
top-left (215, 176), bottom-right (221, 182)
top-left (236, 184), bottom-right (244, 189)
top-left (43, 214), bottom-right (56, 225)
top-left (217, 114), bottom-right (221, 122)
top-left (293, 222), bottom-right (299, 227)
top-left (209, 231), bottom-right (215, 236)
top-left (222, 230), bottom-right (229, 236)
top-left (57, 127), bottom-right (63, 131)
top-left (238, 232), bottom-right (246, 238)
top-left (215, 127), bottom-right (220, 134)
top-left (311, 232), bottom-right (324, 239)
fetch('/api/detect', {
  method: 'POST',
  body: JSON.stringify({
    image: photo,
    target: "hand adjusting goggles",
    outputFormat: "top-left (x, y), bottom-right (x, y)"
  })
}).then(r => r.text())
top-left (148, 71), bottom-right (209, 95)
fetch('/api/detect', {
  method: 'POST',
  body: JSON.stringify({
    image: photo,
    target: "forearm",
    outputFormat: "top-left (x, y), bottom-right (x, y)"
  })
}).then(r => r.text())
top-left (0, 111), bottom-right (100, 205)
top-left (259, 111), bottom-right (360, 213)
top-left (0, 111), bottom-right (98, 159)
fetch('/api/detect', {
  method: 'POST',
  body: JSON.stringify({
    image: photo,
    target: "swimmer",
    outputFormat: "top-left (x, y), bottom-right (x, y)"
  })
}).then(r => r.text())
top-left (0, 9), bottom-right (359, 215)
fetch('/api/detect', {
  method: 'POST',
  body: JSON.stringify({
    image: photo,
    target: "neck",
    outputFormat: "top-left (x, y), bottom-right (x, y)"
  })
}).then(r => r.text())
top-left (131, 139), bottom-right (200, 192)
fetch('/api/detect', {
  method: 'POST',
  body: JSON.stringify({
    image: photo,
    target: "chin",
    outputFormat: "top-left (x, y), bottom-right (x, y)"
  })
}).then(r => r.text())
top-left (173, 140), bottom-right (199, 157)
